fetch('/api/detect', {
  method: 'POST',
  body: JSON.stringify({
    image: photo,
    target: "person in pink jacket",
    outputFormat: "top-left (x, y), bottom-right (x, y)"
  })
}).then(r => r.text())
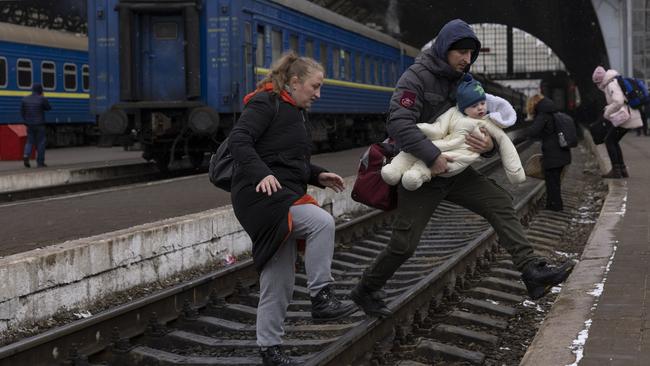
top-left (592, 66), bottom-right (643, 178)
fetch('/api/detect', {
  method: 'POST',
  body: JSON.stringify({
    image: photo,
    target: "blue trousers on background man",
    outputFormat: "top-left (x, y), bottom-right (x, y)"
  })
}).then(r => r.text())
top-left (24, 124), bottom-right (47, 166)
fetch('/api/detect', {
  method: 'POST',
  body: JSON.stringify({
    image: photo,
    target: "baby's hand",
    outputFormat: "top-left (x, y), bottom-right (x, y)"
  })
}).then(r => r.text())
top-left (466, 128), bottom-right (493, 153)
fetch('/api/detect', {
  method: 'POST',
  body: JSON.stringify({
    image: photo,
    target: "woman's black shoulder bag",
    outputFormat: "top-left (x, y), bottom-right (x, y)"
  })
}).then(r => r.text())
top-left (208, 96), bottom-right (280, 191)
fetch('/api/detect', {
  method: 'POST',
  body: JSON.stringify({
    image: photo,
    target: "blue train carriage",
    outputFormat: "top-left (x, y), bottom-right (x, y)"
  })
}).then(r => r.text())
top-left (88, 0), bottom-right (419, 168)
top-left (0, 22), bottom-right (92, 146)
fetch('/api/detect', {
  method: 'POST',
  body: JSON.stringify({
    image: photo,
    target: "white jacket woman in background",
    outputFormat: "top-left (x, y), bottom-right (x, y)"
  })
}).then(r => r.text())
top-left (592, 66), bottom-right (642, 178)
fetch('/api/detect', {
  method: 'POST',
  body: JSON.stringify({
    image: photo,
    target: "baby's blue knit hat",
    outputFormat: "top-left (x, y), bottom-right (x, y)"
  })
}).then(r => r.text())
top-left (457, 74), bottom-right (486, 113)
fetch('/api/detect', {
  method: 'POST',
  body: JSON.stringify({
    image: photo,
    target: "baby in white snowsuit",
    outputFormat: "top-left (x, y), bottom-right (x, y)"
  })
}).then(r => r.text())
top-left (381, 75), bottom-right (525, 191)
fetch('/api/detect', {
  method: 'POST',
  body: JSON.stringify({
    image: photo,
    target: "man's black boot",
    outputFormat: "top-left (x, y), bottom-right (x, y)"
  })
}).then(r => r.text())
top-left (23, 157), bottom-right (30, 168)
top-left (350, 283), bottom-right (392, 318)
top-left (310, 286), bottom-right (356, 321)
top-left (521, 260), bottom-right (575, 300)
top-left (260, 346), bottom-right (300, 366)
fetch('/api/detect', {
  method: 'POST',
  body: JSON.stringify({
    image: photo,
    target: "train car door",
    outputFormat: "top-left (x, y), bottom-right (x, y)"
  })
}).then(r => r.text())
top-left (141, 15), bottom-right (186, 101)
top-left (242, 20), bottom-right (255, 96)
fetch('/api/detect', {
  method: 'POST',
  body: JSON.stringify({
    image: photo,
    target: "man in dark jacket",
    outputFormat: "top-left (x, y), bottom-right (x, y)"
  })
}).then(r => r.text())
top-left (21, 83), bottom-right (51, 168)
top-left (351, 19), bottom-right (574, 318)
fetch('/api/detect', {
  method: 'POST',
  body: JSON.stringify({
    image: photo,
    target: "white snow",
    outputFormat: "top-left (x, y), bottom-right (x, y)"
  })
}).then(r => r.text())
top-left (523, 300), bottom-right (536, 308)
top-left (565, 240), bottom-right (618, 365)
top-left (73, 310), bottom-right (92, 319)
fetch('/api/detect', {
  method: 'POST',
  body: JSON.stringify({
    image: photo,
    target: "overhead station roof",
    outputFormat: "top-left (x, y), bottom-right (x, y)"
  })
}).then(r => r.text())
top-left (271, 0), bottom-right (420, 57)
top-left (0, 22), bottom-right (87, 51)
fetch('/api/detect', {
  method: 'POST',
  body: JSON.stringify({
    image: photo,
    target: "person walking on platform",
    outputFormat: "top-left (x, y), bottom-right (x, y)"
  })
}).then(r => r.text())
top-left (229, 52), bottom-right (356, 366)
top-left (526, 94), bottom-right (571, 211)
top-left (350, 19), bottom-right (575, 318)
top-left (592, 66), bottom-right (642, 178)
top-left (21, 83), bottom-right (51, 168)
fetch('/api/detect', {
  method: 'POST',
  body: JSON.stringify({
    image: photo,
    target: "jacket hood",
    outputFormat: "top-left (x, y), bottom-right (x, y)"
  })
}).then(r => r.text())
top-left (535, 97), bottom-right (558, 114)
top-left (486, 94), bottom-right (517, 128)
top-left (429, 19), bottom-right (481, 66)
top-left (597, 69), bottom-right (620, 89)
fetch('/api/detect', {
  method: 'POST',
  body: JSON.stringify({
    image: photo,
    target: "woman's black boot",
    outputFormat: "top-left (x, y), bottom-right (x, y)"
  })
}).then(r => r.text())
top-left (620, 164), bottom-right (629, 178)
top-left (310, 286), bottom-right (356, 321)
top-left (602, 164), bottom-right (623, 178)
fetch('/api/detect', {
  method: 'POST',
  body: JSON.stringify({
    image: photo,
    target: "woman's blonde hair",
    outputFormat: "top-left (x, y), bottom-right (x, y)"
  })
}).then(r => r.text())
top-left (526, 94), bottom-right (545, 118)
top-left (258, 51), bottom-right (324, 94)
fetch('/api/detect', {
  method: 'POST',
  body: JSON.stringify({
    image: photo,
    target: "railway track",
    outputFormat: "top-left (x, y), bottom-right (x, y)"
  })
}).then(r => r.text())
top-left (0, 139), bottom-right (586, 366)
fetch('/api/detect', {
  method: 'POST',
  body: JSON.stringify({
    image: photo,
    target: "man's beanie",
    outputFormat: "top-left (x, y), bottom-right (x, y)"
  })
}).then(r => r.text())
top-left (456, 74), bottom-right (486, 113)
top-left (448, 37), bottom-right (478, 51)
top-left (32, 83), bottom-right (43, 95)
top-left (592, 66), bottom-right (606, 84)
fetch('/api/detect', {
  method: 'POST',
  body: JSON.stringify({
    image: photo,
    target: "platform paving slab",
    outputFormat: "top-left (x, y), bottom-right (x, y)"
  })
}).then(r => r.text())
top-left (521, 133), bottom-right (649, 366)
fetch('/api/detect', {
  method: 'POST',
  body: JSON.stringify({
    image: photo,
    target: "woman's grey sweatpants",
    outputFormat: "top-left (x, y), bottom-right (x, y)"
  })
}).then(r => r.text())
top-left (256, 204), bottom-right (336, 347)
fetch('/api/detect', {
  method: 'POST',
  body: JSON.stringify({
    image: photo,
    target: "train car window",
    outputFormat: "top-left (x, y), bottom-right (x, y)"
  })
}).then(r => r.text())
top-left (17, 59), bottom-right (32, 89)
top-left (64, 63), bottom-right (77, 91)
top-left (82, 64), bottom-right (90, 91)
top-left (391, 63), bottom-right (397, 86)
top-left (256, 25), bottom-right (265, 67)
top-left (0, 57), bottom-right (6, 88)
top-left (154, 22), bottom-right (178, 40)
top-left (305, 40), bottom-right (314, 58)
top-left (271, 30), bottom-right (282, 62)
top-left (343, 50), bottom-right (351, 81)
top-left (41, 61), bottom-right (56, 90)
top-left (354, 54), bottom-right (362, 83)
top-left (331, 48), bottom-right (340, 79)
top-left (289, 35), bottom-right (298, 53)
top-left (365, 56), bottom-right (371, 84)
top-left (319, 43), bottom-right (327, 71)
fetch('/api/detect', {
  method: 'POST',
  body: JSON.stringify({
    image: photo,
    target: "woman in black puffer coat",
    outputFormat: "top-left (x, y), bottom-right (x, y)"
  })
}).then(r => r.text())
top-left (527, 94), bottom-right (571, 211)
top-left (228, 52), bottom-right (356, 366)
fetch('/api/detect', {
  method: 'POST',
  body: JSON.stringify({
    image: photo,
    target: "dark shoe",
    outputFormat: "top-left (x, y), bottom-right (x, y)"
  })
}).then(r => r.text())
top-left (350, 284), bottom-right (392, 318)
top-left (545, 205), bottom-right (563, 212)
top-left (601, 165), bottom-right (623, 178)
top-left (522, 260), bottom-right (575, 300)
top-left (310, 286), bottom-right (356, 321)
top-left (620, 165), bottom-right (629, 178)
top-left (37, 163), bottom-right (47, 168)
top-left (260, 346), bottom-right (299, 366)
top-left (23, 158), bottom-right (30, 168)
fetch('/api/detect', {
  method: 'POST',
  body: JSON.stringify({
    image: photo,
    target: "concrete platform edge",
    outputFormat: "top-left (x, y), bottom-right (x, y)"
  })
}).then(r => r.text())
top-left (0, 161), bottom-right (154, 193)
top-left (520, 131), bottom-right (625, 365)
top-left (0, 175), bottom-right (366, 336)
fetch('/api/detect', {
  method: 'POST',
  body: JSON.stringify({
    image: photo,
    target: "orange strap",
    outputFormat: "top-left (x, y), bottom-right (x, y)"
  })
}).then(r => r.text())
top-left (243, 82), bottom-right (297, 106)
top-left (285, 194), bottom-right (319, 252)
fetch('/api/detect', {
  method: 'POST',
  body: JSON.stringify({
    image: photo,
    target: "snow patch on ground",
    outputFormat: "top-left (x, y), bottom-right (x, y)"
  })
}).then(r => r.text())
top-left (565, 241), bottom-right (618, 366)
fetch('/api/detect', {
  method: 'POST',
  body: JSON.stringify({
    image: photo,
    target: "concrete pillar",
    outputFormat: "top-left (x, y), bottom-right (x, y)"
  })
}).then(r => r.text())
top-left (592, 0), bottom-right (633, 75)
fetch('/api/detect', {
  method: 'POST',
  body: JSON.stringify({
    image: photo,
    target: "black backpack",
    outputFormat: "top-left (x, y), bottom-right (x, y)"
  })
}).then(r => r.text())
top-left (553, 112), bottom-right (578, 149)
top-left (615, 75), bottom-right (650, 109)
top-left (208, 96), bottom-right (280, 191)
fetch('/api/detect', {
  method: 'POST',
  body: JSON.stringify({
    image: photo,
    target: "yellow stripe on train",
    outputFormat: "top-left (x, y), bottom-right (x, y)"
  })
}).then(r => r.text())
top-left (0, 90), bottom-right (90, 99)
top-left (255, 67), bottom-right (395, 93)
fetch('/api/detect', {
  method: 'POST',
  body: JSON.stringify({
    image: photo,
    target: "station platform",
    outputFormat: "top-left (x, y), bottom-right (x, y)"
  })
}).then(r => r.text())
top-left (0, 146), bottom-right (143, 173)
top-left (522, 134), bottom-right (650, 365)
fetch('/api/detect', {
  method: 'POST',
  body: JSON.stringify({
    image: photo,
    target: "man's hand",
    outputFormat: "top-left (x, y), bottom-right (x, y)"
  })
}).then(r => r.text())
top-left (466, 127), bottom-right (494, 153)
top-left (256, 175), bottom-right (282, 196)
top-left (430, 154), bottom-right (453, 175)
top-left (318, 172), bottom-right (345, 192)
